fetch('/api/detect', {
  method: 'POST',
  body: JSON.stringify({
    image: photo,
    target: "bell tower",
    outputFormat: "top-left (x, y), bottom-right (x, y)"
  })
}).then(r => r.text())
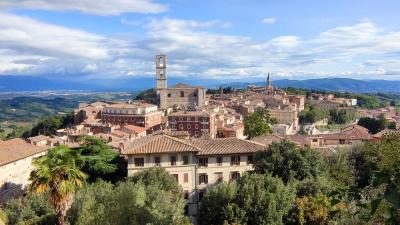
top-left (267, 73), bottom-right (272, 88)
top-left (156, 54), bottom-right (167, 90)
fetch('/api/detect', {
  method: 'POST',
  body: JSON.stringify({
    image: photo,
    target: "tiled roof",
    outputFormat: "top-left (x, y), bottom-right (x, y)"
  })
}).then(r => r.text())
top-left (192, 138), bottom-right (265, 155)
top-left (372, 129), bottom-right (398, 138)
top-left (121, 133), bottom-right (200, 155)
top-left (171, 83), bottom-right (204, 89)
top-left (120, 125), bottom-right (147, 134)
top-left (252, 134), bottom-right (287, 146)
top-left (0, 138), bottom-right (47, 166)
top-left (27, 135), bottom-right (49, 142)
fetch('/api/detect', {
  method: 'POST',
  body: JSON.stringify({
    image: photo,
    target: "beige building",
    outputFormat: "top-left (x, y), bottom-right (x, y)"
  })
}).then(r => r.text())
top-left (119, 133), bottom-right (265, 220)
top-left (0, 139), bottom-right (47, 203)
top-left (155, 55), bottom-right (206, 109)
top-left (269, 108), bottom-right (299, 130)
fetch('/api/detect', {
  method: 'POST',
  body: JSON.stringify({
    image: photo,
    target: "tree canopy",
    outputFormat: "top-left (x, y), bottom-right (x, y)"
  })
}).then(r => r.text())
top-left (253, 140), bottom-right (325, 183)
top-left (244, 107), bottom-right (273, 139)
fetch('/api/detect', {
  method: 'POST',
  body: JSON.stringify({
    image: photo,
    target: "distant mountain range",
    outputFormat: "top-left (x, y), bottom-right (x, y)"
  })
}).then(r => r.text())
top-left (226, 78), bottom-right (400, 93)
top-left (1, 75), bottom-right (400, 93)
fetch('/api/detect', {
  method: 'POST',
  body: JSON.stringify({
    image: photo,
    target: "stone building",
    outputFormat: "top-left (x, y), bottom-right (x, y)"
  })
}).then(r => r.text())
top-left (101, 102), bottom-right (163, 133)
top-left (73, 101), bottom-right (109, 124)
top-left (155, 55), bottom-right (206, 109)
top-left (168, 110), bottom-right (217, 138)
top-left (0, 139), bottom-right (47, 203)
top-left (119, 133), bottom-right (265, 221)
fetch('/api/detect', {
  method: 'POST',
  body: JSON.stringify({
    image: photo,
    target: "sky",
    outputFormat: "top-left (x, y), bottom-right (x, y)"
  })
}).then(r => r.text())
top-left (0, 0), bottom-right (400, 81)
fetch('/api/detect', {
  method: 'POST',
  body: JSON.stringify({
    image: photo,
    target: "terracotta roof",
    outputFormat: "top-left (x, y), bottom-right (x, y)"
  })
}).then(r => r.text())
top-left (121, 133), bottom-right (200, 155)
top-left (171, 83), bottom-right (204, 89)
top-left (27, 135), bottom-right (49, 142)
top-left (120, 125), bottom-right (147, 134)
top-left (0, 138), bottom-right (47, 166)
top-left (168, 110), bottom-right (213, 117)
top-left (252, 134), bottom-right (286, 146)
top-left (161, 130), bottom-right (191, 138)
top-left (372, 129), bottom-right (399, 139)
top-left (341, 124), bottom-right (369, 134)
top-left (192, 138), bottom-right (265, 155)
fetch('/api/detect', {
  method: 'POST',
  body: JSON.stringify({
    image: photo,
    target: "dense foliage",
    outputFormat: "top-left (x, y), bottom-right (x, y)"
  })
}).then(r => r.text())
top-left (29, 146), bottom-right (87, 225)
top-left (200, 134), bottom-right (400, 225)
top-left (357, 115), bottom-right (387, 134)
top-left (244, 107), bottom-right (273, 139)
top-left (199, 174), bottom-right (295, 225)
top-left (77, 135), bottom-right (126, 182)
top-left (298, 105), bottom-right (329, 124)
top-left (253, 141), bottom-right (325, 183)
top-left (3, 168), bottom-right (188, 225)
top-left (68, 174), bottom-right (188, 225)
top-left (134, 88), bottom-right (158, 104)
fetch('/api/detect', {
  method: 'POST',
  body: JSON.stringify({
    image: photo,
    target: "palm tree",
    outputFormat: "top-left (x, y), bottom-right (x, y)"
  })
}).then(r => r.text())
top-left (30, 145), bottom-right (87, 225)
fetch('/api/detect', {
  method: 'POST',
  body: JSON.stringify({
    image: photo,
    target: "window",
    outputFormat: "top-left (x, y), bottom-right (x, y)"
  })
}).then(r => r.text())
top-left (154, 156), bottom-right (161, 166)
top-left (198, 158), bottom-right (208, 167)
top-left (231, 156), bottom-right (240, 166)
top-left (339, 139), bottom-right (345, 144)
top-left (215, 172), bottom-right (223, 182)
top-left (187, 124), bottom-right (191, 129)
top-left (230, 172), bottom-right (240, 181)
top-left (179, 124), bottom-right (183, 130)
top-left (194, 131), bottom-right (199, 136)
top-left (199, 173), bottom-right (208, 184)
top-left (134, 158), bottom-right (144, 167)
top-left (173, 174), bottom-right (179, 182)
top-left (217, 156), bottom-right (223, 166)
top-left (167, 93), bottom-right (171, 97)
top-left (195, 124), bottom-right (199, 129)
top-left (170, 155), bottom-right (177, 165)
top-left (180, 91), bottom-right (185, 97)
top-left (179, 117), bottom-right (183, 121)
top-left (171, 124), bottom-right (176, 129)
top-left (187, 117), bottom-right (191, 121)
top-left (184, 173), bottom-right (189, 183)
top-left (183, 155), bottom-right (189, 165)
top-left (184, 190), bottom-right (189, 199)
top-left (247, 155), bottom-right (253, 165)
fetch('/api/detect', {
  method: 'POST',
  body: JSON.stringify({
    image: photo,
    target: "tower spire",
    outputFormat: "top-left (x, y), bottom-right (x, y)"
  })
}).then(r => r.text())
top-left (267, 73), bottom-right (272, 88)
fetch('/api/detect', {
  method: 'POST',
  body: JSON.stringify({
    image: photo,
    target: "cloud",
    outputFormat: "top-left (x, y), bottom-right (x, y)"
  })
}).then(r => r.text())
top-left (0, 0), bottom-right (167, 15)
top-left (1, 13), bottom-right (400, 80)
top-left (261, 18), bottom-right (276, 25)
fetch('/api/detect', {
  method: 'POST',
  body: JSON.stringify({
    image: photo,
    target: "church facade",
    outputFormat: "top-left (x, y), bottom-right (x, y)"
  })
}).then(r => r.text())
top-left (155, 54), bottom-right (206, 109)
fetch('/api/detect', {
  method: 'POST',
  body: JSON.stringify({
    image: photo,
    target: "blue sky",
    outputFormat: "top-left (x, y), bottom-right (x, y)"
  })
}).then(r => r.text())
top-left (0, 0), bottom-right (400, 81)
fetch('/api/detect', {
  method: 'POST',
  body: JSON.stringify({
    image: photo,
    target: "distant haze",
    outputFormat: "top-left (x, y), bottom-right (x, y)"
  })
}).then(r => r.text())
top-left (1, 76), bottom-right (400, 93)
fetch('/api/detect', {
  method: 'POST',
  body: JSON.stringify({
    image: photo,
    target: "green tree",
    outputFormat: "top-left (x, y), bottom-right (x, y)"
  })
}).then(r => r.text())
top-left (325, 149), bottom-right (356, 190)
top-left (68, 171), bottom-right (187, 225)
top-left (291, 193), bottom-right (332, 225)
top-left (2, 193), bottom-right (56, 225)
top-left (77, 135), bottom-right (126, 182)
top-left (29, 146), bottom-right (87, 225)
top-left (234, 174), bottom-right (295, 225)
top-left (199, 174), bottom-right (295, 225)
top-left (199, 183), bottom-right (237, 225)
top-left (244, 107), bottom-right (272, 139)
top-left (329, 109), bottom-right (354, 124)
top-left (253, 141), bottom-right (325, 183)
top-left (357, 116), bottom-right (386, 134)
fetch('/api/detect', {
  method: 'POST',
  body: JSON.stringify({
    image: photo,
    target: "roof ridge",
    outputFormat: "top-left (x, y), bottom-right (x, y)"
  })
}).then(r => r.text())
top-left (163, 134), bottom-right (203, 151)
